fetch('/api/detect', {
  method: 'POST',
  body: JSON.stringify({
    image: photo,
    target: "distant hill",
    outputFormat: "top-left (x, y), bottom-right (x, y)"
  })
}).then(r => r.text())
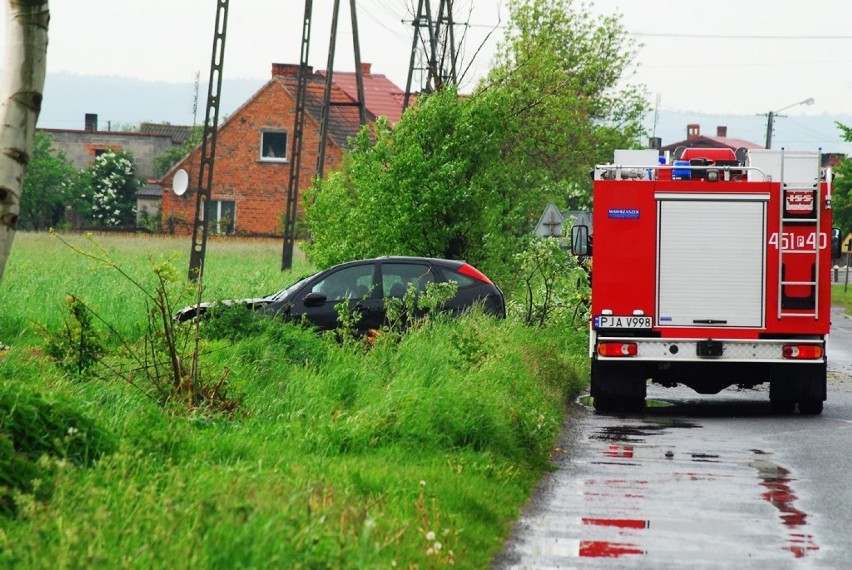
top-left (37, 72), bottom-right (852, 157)
top-left (37, 72), bottom-right (266, 131)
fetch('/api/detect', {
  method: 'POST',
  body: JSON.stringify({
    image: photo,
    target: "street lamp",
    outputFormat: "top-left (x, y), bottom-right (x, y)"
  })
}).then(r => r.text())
top-left (763, 97), bottom-right (815, 149)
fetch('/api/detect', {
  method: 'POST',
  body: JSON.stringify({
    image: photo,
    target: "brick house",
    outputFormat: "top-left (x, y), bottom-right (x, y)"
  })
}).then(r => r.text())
top-left (660, 124), bottom-right (763, 155)
top-left (159, 62), bottom-right (405, 236)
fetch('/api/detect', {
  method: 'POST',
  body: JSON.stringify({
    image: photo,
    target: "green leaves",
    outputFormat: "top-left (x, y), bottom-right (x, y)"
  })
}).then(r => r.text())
top-left (833, 122), bottom-right (852, 236)
top-left (81, 149), bottom-right (139, 228)
top-left (18, 132), bottom-right (79, 231)
top-left (305, 0), bottom-right (647, 284)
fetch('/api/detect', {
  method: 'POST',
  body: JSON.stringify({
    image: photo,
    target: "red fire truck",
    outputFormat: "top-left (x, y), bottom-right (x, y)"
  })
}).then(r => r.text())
top-left (571, 146), bottom-right (843, 414)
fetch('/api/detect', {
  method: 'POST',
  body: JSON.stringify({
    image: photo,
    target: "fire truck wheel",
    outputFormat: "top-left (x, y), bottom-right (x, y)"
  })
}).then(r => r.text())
top-left (590, 361), bottom-right (646, 413)
top-left (798, 399), bottom-right (824, 415)
top-left (592, 396), bottom-right (618, 413)
top-left (770, 398), bottom-right (796, 415)
top-left (592, 396), bottom-right (644, 413)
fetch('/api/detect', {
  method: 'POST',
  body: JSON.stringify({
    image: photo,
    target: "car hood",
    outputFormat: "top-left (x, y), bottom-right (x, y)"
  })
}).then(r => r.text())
top-left (174, 296), bottom-right (275, 322)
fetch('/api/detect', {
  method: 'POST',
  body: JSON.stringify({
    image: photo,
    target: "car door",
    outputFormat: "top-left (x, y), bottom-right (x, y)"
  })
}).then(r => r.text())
top-left (379, 261), bottom-right (438, 326)
top-left (289, 262), bottom-right (382, 332)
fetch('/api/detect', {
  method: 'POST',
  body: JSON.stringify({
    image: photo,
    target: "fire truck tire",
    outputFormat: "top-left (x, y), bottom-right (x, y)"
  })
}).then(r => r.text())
top-left (770, 398), bottom-right (796, 415)
top-left (798, 399), bottom-right (824, 415)
top-left (590, 361), bottom-right (646, 413)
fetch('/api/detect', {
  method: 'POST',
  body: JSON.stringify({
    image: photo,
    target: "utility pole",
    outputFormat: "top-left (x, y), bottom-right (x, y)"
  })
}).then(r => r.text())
top-left (281, 0), bottom-right (368, 270)
top-left (403, 0), bottom-right (460, 111)
top-left (316, 0), bottom-right (367, 180)
top-left (188, 0), bottom-right (229, 282)
top-left (764, 111), bottom-right (775, 150)
top-left (761, 97), bottom-right (814, 150)
top-left (282, 0), bottom-right (313, 271)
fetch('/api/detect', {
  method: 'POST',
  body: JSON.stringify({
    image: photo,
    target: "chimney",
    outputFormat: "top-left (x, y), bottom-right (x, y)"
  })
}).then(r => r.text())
top-left (272, 63), bottom-right (311, 78)
top-left (360, 62), bottom-right (372, 75)
top-left (716, 125), bottom-right (728, 138)
top-left (85, 113), bottom-right (98, 132)
top-left (649, 137), bottom-right (662, 150)
top-left (687, 123), bottom-right (700, 140)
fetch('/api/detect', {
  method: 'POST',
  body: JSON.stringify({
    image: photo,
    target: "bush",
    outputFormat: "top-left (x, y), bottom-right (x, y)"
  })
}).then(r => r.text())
top-left (0, 383), bottom-right (115, 515)
top-left (508, 236), bottom-right (590, 328)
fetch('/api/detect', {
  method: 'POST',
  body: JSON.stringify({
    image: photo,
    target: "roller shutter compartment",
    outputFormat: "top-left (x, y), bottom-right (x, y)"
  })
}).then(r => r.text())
top-left (656, 193), bottom-right (767, 328)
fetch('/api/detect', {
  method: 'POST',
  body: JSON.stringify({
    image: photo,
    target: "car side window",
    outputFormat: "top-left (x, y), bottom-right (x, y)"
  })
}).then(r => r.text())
top-left (381, 263), bottom-right (435, 297)
top-left (309, 264), bottom-right (375, 301)
top-left (441, 268), bottom-right (476, 289)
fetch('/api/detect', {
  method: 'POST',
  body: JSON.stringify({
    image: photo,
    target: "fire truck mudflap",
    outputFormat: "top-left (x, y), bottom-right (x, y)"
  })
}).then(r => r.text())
top-left (573, 147), bottom-right (842, 414)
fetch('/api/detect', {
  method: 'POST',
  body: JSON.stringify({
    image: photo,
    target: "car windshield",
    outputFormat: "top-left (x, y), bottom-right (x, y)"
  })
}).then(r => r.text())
top-left (268, 274), bottom-right (314, 301)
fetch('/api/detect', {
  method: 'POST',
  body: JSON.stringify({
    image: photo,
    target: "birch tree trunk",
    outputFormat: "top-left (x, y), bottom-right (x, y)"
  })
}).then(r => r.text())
top-left (0, 0), bottom-right (49, 281)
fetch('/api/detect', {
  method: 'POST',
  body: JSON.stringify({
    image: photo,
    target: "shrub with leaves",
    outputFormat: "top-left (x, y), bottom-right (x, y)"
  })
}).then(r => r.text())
top-left (384, 281), bottom-right (458, 333)
top-left (46, 233), bottom-right (239, 414)
top-left (0, 383), bottom-right (115, 516)
top-left (76, 149), bottom-right (139, 228)
top-left (42, 294), bottom-right (105, 377)
top-left (511, 236), bottom-right (589, 327)
top-left (18, 132), bottom-right (80, 231)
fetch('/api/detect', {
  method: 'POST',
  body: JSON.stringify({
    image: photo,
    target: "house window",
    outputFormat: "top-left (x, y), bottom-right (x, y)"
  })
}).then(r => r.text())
top-left (261, 130), bottom-right (288, 161)
top-left (206, 200), bottom-right (235, 235)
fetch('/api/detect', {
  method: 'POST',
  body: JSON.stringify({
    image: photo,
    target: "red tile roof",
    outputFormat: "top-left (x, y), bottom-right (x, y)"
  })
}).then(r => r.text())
top-left (661, 135), bottom-right (762, 152)
top-left (316, 67), bottom-right (405, 124)
top-left (276, 74), bottom-right (366, 149)
top-left (702, 135), bottom-right (763, 149)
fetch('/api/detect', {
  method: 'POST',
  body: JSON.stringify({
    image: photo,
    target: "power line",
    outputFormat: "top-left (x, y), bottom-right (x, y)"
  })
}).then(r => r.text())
top-left (633, 32), bottom-right (852, 40)
top-left (645, 58), bottom-right (852, 69)
top-left (362, 0), bottom-right (410, 40)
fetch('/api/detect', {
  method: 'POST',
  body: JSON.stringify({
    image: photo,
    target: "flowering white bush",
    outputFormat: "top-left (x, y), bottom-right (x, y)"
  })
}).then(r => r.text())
top-left (80, 149), bottom-right (138, 228)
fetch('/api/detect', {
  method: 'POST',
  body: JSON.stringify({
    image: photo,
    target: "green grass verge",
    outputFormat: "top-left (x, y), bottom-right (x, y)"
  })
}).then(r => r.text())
top-left (832, 283), bottom-right (852, 315)
top-left (0, 232), bottom-right (589, 568)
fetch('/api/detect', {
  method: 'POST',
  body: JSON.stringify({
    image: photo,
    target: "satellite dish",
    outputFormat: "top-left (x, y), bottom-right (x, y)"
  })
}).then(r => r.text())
top-left (172, 169), bottom-right (189, 196)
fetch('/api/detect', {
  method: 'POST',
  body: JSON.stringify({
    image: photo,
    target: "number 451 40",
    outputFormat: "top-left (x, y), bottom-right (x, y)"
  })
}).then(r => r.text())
top-left (768, 232), bottom-right (827, 250)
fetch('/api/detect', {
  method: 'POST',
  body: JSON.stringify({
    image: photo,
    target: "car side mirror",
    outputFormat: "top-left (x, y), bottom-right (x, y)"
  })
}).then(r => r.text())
top-left (302, 292), bottom-right (327, 307)
top-left (831, 227), bottom-right (842, 259)
top-left (571, 225), bottom-right (591, 257)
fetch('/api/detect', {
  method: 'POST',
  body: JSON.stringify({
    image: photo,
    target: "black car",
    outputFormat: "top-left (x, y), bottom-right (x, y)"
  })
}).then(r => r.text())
top-left (175, 256), bottom-right (505, 333)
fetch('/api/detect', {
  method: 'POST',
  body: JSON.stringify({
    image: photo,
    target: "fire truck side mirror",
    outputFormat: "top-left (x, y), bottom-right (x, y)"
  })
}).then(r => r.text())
top-left (831, 227), bottom-right (842, 259)
top-left (571, 225), bottom-right (591, 257)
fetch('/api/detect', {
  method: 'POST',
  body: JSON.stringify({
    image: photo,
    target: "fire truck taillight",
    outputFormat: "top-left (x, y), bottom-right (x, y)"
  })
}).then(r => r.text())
top-left (598, 342), bottom-right (638, 357)
top-left (782, 345), bottom-right (823, 360)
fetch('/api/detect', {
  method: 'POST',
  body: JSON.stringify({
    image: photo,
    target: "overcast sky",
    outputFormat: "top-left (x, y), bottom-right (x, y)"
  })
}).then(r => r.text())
top-left (6, 0), bottom-right (852, 117)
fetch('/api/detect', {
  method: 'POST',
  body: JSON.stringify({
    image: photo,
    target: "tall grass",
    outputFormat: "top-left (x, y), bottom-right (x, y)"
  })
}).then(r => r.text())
top-left (0, 232), bottom-right (588, 568)
top-left (0, 232), bottom-right (310, 344)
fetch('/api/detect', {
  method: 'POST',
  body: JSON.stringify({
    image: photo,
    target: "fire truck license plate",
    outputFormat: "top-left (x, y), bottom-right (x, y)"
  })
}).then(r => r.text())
top-left (596, 315), bottom-right (652, 329)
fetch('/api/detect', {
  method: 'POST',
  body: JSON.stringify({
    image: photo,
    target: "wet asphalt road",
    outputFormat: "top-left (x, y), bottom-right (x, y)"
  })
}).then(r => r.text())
top-left (495, 307), bottom-right (852, 569)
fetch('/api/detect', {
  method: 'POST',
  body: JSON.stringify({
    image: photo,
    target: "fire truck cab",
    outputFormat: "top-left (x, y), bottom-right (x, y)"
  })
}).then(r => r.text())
top-left (573, 147), bottom-right (843, 414)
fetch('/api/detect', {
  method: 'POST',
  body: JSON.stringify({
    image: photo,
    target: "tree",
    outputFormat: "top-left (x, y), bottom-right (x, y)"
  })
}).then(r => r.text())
top-left (305, 93), bottom-right (509, 270)
top-left (152, 125), bottom-right (203, 178)
top-left (305, 0), bottom-right (646, 281)
top-left (833, 122), bottom-right (852, 236)
top-left (18, 131), bottom-right (79, 230)
top-left (77, 149), bottom-right (139, 229)
top-left (487, 0), bottom-right (648, 200)
top-left (0, 0), bottom-right (50, 280)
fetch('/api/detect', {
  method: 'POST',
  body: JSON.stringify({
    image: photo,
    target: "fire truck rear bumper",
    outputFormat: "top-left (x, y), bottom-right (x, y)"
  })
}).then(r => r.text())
top-left (593, 336), bottom-right (825, 364)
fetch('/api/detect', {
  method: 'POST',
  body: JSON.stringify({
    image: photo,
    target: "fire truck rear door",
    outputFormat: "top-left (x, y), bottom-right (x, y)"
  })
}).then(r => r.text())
top-left (656, 192), bottom-right (768, 328)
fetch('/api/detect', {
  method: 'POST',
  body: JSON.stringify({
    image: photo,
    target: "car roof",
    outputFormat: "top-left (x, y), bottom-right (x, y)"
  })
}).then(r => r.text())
top-left (333, 256), bottom-right (466, 267)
